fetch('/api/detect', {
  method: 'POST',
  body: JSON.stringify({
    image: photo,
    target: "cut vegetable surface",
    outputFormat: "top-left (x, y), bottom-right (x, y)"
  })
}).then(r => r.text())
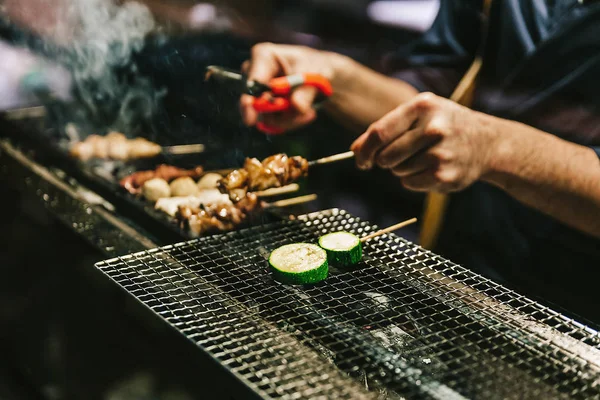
top-left (269, 243), bottom-right (328, 285)
top-left (318, 231), bottom-right (362, 266)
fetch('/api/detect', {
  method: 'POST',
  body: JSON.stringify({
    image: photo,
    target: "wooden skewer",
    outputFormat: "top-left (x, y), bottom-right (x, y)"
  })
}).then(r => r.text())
top-left (308, 151), bottom-right (355, 167)
top-left (2, 106), bottom-right (47, 120)
top-left (162, 144), bottom-right (206, 155)
top-left (204, 150), bottom-right (355, 176)
top-left (254, 184), bottom-right (300, 198)
top-left (360, 217), bottom-right (418, 243)
top-left (266, 194), bottom-right (317, 208)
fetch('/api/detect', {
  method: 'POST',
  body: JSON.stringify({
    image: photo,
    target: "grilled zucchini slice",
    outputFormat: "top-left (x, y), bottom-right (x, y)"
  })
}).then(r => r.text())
top-left (269, 243), bottom-right (328, 285)
top-left (318, 231), bottom-right (362, 266)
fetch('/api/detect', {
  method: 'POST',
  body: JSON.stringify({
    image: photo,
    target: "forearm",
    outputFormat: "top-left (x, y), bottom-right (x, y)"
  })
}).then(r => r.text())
top-left (327, 55), bottom-right (419, 132)
top-left (483, 116), bottom-right (600, 238)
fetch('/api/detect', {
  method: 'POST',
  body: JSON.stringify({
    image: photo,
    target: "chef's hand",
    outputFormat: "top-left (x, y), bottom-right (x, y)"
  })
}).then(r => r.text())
top-left (350, 92), bottom-right (501, 192)
top-left (240, 43), bottom-right (345, 132)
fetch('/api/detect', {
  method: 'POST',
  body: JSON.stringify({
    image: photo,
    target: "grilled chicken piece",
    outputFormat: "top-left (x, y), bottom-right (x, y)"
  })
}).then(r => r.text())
top-left (236, 192), bottom-right (260, 214)
top-left (155, 190), bottom-right (232, 217)
top-left (218, 168), bottom-right (248, 191)
top-left (186, 214), bottom-right (234, 237)
top-left (177, 204), bottom-right (241, 237)
top-left (69, 132), bottom-right (162, 161)
top-left (288, 156), bottom-right (309, 181)
top-left (218, 168), bottom-right (249, 202)
top-left (175, 193), bottom-right (262, 237)
top-left (262, 154), bottom-right (288, 184)
top-left (120, 165), bottom-right (204, 195)
top-left (218, 153), bottom-right (309, 201)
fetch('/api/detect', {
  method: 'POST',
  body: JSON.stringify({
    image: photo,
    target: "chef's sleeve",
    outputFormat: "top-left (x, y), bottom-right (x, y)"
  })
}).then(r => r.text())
top-left (384, 0), bottom-right (484, 98)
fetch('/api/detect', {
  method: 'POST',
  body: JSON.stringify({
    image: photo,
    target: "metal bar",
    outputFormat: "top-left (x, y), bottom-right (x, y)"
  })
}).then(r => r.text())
top-left (0, 139), bottom-right (157, 256)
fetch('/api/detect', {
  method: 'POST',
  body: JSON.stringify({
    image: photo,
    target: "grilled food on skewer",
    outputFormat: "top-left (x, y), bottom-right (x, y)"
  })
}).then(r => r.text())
top-left (155, 189), bottom-right (232, 217)
top-left (120, 164), bottom-right (204, 195)
top-left (175, 193), bottom-right (316, 237)
top-left (169, 177), bottom-right (198, 197)
top-left (176, 193), bottom-right (261, 237)
top-left (272, 218), bottom-right (419, 277)
top-left (70, 132), bottom-right (205, 161)
top-left (70, 132), bottom-right (162, 161)
top-left (319, 232), bottom-right (363, 267)
top-left (218, 153), bottom-right (309, 201)
top-left (154, 185), bottom-right (303, 217)
top-left (142, 178), bottom-right (171, 202)
top-left (197, 173), bottom-right (223, 190)
top-left (267, 217), bottom-right (417, 285)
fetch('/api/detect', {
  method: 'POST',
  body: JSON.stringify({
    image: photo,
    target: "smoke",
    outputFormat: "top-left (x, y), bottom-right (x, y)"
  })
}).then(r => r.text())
top-left (46, 0), bottom-right (164, 136)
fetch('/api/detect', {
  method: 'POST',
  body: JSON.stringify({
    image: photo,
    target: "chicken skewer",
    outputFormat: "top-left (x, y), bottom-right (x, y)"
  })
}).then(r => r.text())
top-left (69, 132), bottom-right (205, 161)
top-left (121, 163), bottom-right (301, 205)
top-left (119, 164), bottom-right (205, 195)
top-left (154, 183), bottom-right (301, 217)
top-left (176, 193), bottom-right (317, 237)
top-left (218, 151), bottom-right (354, 201)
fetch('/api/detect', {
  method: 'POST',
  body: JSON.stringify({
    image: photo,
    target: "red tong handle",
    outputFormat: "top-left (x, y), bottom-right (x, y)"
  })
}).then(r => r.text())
top-left (252, 73), bottom-right (333, 135)
top-left (268, 73), bottom-right (334, 97)
top-left (253, 94), bottom-right (291, 113)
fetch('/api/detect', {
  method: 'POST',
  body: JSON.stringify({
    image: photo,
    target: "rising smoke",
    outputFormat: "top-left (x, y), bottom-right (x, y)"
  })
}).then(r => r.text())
top-left (46, 0), bottom-right (164, 137)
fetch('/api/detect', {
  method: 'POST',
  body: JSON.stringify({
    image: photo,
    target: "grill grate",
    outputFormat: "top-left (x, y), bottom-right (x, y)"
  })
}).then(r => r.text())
top-left (96, 209), bottom-right (600, 399)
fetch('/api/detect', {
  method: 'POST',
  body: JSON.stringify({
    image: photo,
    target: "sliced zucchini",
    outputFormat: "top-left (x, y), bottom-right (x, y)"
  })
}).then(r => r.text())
top-left (269, 243), bottom-right (328, 285)
top-left (318, 231), bottom-right (362, 266)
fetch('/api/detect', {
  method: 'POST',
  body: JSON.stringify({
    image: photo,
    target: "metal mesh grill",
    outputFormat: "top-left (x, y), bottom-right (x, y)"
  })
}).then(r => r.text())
top-left (96, 209), bottom-right (600, 399)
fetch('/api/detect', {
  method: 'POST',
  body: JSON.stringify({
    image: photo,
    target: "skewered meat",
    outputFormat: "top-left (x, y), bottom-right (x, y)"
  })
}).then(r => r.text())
top-left (106, 132), bottom-right (129, 160)
top-left (219, 168), bottom-right (250, 202)
top-left (70, 132), bottom-right (162, 161)
top-left (197, 173), bottom-right (223, 190)
top-left (176, 193), bottom-right (261, 237)
top-left (169, 177), bottom-right (198, 197)
top-left (128, 138), bottom-right (162, 160)
top-left (155, 189), bottom-right (232, 217)
top-left (245, 157), bottom-right (278, 189)
top-left (142, 178), bottom-right (171, 202)
top-left (218, 154), bottom-right (309, 201)
top-left (120, 165), bottom-right (204, 195)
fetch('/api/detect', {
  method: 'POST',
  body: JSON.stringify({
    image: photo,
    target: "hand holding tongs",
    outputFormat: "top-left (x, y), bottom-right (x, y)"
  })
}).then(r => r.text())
top-left (205, 65), bottom-right (333, 134)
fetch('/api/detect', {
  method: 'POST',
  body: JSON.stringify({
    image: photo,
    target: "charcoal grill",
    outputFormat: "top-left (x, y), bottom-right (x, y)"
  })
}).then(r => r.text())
top-left (96, 208), bottom-right (600, 399)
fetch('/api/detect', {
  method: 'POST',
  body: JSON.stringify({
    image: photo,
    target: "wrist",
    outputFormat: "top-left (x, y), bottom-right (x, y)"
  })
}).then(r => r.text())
top-left (327, 53), bottom-right (356, 93)
top-left (481, 116), bottom-right (518, 189)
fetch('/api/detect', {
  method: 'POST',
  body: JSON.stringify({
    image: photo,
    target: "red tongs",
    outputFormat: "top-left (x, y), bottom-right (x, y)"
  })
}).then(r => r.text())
top-left (205, 65), bottom-right (333, 134)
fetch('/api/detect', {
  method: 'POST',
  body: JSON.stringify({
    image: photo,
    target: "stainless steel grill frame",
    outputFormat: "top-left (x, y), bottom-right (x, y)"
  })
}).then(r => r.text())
top-left (96, 209), bottom-right (600, 399)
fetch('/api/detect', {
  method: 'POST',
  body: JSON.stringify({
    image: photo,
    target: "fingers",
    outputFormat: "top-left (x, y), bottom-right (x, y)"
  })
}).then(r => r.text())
top-left (390, 151), bottom-right (439, 177)
top-left (400, 168), bottom-right (462, 192)
top-left (241, 60), bottom-right (250, 74)
top-left (240, 94), bottom-right (258, 126)
top-left (397, 153), bottom-right (463, 193)
top-left (376, 127), bottom-right (441, 169)
top-left (291, 86), bottom-right (318, 114)
top-left (400, 170), bottom-right (439, 192)
top-left (240, 44), bottom-right (283, 127)
top-left (241, 43), bottom-right (316, 129)
top-left (247, 43), bottom-right (283, 83)
top-left (350, 102), bottom-right (419, 170)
